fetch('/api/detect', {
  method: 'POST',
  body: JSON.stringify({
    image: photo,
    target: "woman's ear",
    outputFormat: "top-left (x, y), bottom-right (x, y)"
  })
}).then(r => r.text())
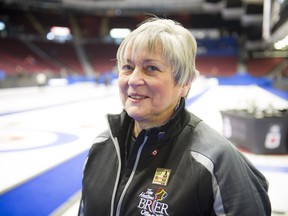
top-left (180, 83), bottom-right (192, 98)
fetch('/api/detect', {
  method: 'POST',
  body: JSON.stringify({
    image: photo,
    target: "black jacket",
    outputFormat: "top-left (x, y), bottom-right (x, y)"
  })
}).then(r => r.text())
top-left (79, 99), bottom-right (271, 216)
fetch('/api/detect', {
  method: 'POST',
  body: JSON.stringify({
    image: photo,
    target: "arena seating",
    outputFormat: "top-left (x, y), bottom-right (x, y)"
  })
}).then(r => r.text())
top-left (0, 38), bottom-right (59, 75)
top-left (0, 10), bottom-right (286, 87)
top-left (33, 40), bottom-right (84, 74)
top-left (196, 56), bottom-right (237, 76)
top-left (246, 57), bottom-right (285, 76)
top-left (84, 43), bottom-right (118, 73)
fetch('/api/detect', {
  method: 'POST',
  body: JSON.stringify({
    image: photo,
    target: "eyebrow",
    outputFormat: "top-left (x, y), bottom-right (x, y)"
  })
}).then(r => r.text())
top-left (125, 58), bottom-right (164, 65)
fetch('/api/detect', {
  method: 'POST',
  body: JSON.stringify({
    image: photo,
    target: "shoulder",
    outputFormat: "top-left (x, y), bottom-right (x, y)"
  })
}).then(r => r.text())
top-left (88, 129), bottom-right (112, 156)
top-left (186, 113), bottom-right (271, 215)
top-left (92, 129), bottom-right (110, 144)
top-left (84, 129), bottom-right (114, 170)
top-left (186, 112), bottom-right (234, 156)
top-left (188, 118), bottom-right (245, 173)
top-left (191, 118), bottom-right (235, 154)
top-left (189, 118), bottom-right (267, 184)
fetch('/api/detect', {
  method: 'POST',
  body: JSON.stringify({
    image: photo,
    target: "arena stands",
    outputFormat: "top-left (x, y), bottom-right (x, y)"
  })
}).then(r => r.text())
top-left (0, 7), bottom-right (287, 89)
top-left (247, 57), bottom-right (286, 77)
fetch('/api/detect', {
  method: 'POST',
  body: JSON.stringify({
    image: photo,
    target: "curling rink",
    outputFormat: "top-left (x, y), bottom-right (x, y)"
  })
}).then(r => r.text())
top-left (0, 76), bottom-right (288, 216)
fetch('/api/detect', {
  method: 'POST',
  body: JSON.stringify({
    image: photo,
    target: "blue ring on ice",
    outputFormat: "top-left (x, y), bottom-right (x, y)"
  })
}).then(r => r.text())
top-left (0, 131), bottom-right (79, 152)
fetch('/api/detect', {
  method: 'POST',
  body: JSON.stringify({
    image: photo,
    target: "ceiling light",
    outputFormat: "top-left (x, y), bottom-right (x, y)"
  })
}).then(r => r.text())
top-left (274, 35), bottom-right (288, 50)
top-left (0, 21), bottom-right (5, 31)
top-left (46, 26), bottom-right (72, 42)
top-left (110, 28), bottom-right (131, 39)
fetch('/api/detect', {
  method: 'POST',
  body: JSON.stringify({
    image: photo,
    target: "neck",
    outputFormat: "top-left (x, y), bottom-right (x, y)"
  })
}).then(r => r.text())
top-left (133, 121), bottom-right (143, 137)
top-left (132, 98), bottom-right (183, 137)
top-left (132, 119), bottom-right (166, 137)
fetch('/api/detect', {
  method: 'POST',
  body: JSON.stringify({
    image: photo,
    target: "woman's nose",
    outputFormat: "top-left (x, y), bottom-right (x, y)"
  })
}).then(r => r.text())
top-left (128, 68), bottom-right (145, 86)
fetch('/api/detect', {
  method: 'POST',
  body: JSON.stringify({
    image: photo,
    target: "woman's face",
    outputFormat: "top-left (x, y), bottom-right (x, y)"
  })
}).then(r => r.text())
top-left (118, 43), bottom-right (188, 129)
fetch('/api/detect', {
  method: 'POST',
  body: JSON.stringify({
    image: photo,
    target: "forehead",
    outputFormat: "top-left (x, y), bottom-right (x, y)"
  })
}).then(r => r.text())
top-left (124, 40), bottom-right (164, 62)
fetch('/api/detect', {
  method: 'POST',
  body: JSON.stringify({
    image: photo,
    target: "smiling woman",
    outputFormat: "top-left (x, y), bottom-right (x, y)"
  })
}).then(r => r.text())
top-left (78, 17), bottom-right (271, 216)
top-left (116, 18), bottom-right (198, 135)
top-left (117, 43), bottom-right (187, 133)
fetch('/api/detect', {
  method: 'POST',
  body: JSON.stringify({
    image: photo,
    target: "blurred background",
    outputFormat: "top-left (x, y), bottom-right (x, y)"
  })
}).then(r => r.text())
top-left (0, 0), bottom-right (287, 215)
top-left (0, 0), bottom-right (287, 87)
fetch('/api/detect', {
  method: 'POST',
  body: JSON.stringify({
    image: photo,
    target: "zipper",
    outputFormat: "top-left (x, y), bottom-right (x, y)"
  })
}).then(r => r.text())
top-left (115, 134), bottom-right (148, 216)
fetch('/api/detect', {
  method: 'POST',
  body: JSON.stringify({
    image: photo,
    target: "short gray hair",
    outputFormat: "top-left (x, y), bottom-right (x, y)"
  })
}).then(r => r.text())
top-left (116, 17), bottom-right (199, 86)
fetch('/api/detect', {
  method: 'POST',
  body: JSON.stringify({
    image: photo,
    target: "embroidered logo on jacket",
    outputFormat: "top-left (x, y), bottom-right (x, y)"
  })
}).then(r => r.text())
top-left (137, 188), bottom-right (169, 216)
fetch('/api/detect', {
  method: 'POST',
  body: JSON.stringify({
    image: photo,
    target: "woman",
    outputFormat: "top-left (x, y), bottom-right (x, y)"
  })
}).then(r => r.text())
top-left (79, 17), bottom-right (271, 216)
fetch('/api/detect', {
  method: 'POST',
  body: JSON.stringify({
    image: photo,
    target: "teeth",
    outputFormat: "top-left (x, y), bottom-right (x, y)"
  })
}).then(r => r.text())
top-left (130, 95), bottom-right (145, 99)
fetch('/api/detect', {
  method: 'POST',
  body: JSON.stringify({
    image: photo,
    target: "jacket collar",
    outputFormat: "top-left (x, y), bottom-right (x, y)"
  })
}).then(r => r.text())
top-left (107, 97), bottom-right (191, 144)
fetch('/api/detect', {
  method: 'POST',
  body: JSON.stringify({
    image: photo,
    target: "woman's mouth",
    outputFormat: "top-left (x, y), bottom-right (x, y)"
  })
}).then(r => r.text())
top-left (128, 94), bottom-right (148, 100)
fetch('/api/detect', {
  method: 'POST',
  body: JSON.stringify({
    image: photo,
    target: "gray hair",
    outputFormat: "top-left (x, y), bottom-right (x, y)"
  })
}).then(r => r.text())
top-left (116, 17), bottom-right (199, 86)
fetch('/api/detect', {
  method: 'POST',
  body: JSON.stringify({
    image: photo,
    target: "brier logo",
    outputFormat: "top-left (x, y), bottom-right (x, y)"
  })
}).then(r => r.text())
top-left (137, 188), bottom-right (169, 216)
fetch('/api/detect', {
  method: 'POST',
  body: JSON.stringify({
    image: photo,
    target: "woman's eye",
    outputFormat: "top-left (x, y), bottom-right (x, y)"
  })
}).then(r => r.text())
top-left (122, 65), bottom-right (133, 71)
top-left (147, 65), bottom-right (159, 72)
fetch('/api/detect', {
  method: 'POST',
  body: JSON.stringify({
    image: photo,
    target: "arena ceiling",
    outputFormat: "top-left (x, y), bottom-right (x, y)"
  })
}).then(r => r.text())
top-left (0, 0), bottom-right (287, 55)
